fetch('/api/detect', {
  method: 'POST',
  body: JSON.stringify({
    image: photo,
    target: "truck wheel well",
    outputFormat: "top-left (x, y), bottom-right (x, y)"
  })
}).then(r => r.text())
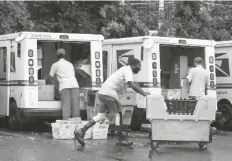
top-left (218, 99), bottom-right (232, 107)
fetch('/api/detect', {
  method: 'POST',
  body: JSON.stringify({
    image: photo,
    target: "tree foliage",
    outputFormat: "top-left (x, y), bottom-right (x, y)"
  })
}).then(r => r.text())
top-left (26, 1), bottom-right (149, 38)
top-left (1, 1), bottom-right (232, 40)
top-left (208, 1), bottom-right (232, 40)
top-left (26, 1), bottom-right (106, 33)
top-left (99, 3), bottom-right (149, 38)
top-left (158, 1), bottom-right (232, 41)
top-left (0, 1), bottom-right (32, 34)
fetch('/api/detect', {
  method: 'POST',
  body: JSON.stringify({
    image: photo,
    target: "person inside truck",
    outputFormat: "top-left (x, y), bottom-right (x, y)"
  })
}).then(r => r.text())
top-left (186, 57), bottom-right (209, 99)
top-left (73, 55), bottom-right (92, 88)
top-left (74, 58), bottom-right (148, 147)
top-left (47, 48), bottom-right (80, 120)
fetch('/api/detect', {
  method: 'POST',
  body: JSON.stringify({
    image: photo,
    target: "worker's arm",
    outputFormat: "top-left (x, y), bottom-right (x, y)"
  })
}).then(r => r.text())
top-left (128, 81), bottom-right (147, 97)
top-left (46, 75), bottom-right (60, 87)
top-left (186, 68), bottom-right (192, 83)
top-left (124, 66), bottom-right (148, 97)
top-left (46, 64), bottom-right (57, 85)
top-left (46, 75), bottom-right (54, 84)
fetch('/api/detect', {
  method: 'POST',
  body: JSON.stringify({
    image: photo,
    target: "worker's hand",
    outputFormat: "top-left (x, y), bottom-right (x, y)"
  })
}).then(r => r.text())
top-left (143, 93), bottom-right (148, 97)
top-left (143, 92), bottom-right (150, 97)
top-left (46, 76), bottom-right (53, 85)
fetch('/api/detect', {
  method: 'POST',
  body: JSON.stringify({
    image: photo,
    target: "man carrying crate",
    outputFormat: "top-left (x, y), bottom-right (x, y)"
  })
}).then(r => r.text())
top-left (74, 58), bottom-right (148, 146)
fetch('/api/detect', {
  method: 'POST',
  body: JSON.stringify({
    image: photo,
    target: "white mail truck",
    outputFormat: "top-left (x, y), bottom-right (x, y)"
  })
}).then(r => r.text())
top-left (103, 36), bottom-right (217, 130)
top-left (0, 32), bottom-right (104, 129)
top-left (215, 41), bottom-right (232, 130)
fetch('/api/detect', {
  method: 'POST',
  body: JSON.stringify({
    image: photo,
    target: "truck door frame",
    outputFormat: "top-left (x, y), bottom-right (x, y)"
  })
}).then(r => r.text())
top-left (102, 45), bottom-right (113, 81)
top-left (0, 41), bottom-right (11, 116)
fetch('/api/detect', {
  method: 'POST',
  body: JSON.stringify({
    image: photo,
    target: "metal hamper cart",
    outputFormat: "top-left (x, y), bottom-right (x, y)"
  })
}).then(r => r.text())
top-left (146, 95), bottom-right (217, 157)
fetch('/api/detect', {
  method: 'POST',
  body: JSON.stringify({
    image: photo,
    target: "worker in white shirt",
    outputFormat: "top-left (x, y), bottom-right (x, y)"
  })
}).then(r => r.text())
top-left (187, 57), bottom-right (209, 99)
top-left (74, 58), bottom-right (148, 147)
top-left (47, 48), bottom-right (80, 120)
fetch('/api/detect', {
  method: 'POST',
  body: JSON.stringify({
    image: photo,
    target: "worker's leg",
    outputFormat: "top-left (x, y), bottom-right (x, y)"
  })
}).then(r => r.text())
top-left (71, 88), bottom-right (80, 117)
top-left (113, 100), bottom-right (133, 146)
top-left (60, 88), bottom-right (71, 120)
top-left (74, 94), bottom-right (108, 146)
top-left (77, 94), bottom-right (133, 146)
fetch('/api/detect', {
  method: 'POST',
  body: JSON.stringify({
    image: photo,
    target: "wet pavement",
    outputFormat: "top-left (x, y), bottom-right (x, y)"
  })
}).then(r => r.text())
top-left (0, 128), bottom-right (232, 161)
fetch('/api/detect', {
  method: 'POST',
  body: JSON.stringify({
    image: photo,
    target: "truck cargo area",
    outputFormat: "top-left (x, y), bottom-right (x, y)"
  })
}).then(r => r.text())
top-left (37, 41), bottom-right (92, 101)
top-left (160, 45), bottom-right (205, 98)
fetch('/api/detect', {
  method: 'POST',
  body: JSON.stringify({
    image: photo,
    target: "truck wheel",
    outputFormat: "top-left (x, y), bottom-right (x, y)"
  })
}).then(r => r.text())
top-left (8, 102), bottom-right (21, 131)
top-left (199, 142), bottom-right (207, 151)
top-left (130, 106), bottom-right (143, 131)
top-left (215, 103), bottom-right (232, 130)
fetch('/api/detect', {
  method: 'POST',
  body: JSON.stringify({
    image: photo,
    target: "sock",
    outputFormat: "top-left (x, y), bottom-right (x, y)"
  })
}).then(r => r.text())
top-left (81, 119), bottom-right (96, 133)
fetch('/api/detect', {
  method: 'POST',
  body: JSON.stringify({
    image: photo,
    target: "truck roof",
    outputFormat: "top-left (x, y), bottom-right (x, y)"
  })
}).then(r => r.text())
top-left (215, 41), bottom-right (232, 47)
top-left (103, 36), bottom-right (215, 47)
top-left (0, 32), bottom-right (104, 41)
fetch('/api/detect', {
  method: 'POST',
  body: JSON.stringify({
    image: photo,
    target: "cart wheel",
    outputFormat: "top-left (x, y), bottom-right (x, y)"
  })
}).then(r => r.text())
top-left (199, 142), bottom-right (207, 151)
top-left (110, 130), bottom-right (115, 135)
top-left (148, 149), bottom-right (153, 158)
top-left (151, 141), bottom-right (159, 149)
top-left (149, 131), bottom-right (152, 139)
top-left (8, 101), bottom-right (22, 131)
top-left (209, 133), bottom-right (213, 142)
top-left (125, 132), bottom-right (129, 137)
top-left (149, 141), bottom-right (157, 158)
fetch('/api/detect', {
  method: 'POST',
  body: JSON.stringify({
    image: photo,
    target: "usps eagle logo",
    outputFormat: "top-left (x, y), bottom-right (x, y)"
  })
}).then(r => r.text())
top-left (116, 49), bottom-right (134, 69)
top-left (215, 53), bottom-right (230, 77)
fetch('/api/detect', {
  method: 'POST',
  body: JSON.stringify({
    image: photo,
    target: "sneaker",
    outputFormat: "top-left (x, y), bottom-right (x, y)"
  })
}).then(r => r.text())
top-left (74, 129), bottom-right (85, 146)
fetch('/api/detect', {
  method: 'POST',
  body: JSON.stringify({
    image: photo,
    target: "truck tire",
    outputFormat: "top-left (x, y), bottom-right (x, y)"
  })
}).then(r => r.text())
top-left (130, 106), bottom-right (144, 131)
top-left (215, 103), bottom-right (232, 130)
top-left (8, 101), bottom-right (21, 131)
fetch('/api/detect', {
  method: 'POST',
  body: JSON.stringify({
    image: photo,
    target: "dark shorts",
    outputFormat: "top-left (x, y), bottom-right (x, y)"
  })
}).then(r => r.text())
top-left (60, 88), bottom-right (80, 120)
top-left (96, 94), bottom-right (121, 114)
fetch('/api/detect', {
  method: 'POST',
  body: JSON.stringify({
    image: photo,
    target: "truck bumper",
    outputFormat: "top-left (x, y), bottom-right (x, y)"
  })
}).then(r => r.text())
top-left (18, 108), bottom-right (62, 120)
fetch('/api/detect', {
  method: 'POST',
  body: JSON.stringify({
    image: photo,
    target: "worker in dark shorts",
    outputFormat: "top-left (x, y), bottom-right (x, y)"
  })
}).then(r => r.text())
top-left (74, 58), bottom-right (148, 146)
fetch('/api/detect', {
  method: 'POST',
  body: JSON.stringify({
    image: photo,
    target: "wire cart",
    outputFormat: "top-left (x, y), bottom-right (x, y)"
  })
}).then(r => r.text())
top-left (146, 95), bottom-right (217, 157)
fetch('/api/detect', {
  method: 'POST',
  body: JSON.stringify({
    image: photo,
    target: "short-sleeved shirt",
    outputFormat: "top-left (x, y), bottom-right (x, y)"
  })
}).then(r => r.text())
top-left (49, 58), bottom-right (79, 92)
top-left (186, 65), bottom-right (209, 97)
top-left (98, 66), bottom-right (134, 101)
